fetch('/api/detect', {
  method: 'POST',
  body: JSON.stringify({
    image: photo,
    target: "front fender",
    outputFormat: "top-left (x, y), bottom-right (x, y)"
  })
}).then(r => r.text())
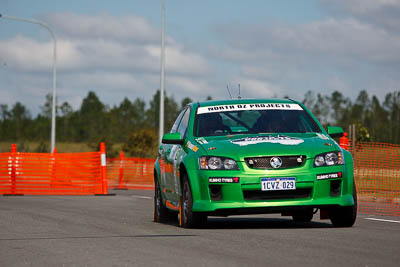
top-left (154, 157), bottom-right (161, 180)
top-left (342, 149), bottom-right (355, 198)
top-left (179, 152), bottom-right (203, 202)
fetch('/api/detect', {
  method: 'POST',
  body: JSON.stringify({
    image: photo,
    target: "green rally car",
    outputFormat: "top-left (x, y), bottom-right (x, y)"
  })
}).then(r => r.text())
top-left (154, 98), bottom-right (357, 228)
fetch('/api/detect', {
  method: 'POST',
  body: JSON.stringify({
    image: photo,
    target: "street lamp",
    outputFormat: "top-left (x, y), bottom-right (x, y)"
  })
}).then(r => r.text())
top-left (159, 0), bottom-right (166, 145)
top-left (0, 13), bottom-right (57, 152)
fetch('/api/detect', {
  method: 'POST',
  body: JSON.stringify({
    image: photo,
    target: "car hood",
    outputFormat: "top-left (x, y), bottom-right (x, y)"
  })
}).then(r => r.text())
top-left (194, 133), bottom-right (340, 161)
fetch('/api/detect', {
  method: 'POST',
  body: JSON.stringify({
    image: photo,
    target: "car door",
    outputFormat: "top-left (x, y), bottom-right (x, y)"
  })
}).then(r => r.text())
top-left (170, 107), bottom-right (191, 202)
top-left (160, 108), bottom-right (186, 201)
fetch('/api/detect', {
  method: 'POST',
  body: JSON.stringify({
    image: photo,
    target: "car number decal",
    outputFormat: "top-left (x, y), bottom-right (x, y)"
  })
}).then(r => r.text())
top-left (261, 177), bottom-right (296, 191)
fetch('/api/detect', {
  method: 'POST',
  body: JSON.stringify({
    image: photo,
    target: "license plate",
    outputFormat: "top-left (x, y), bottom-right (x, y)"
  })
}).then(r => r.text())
top-left (261, 177), bottom-right (296, 191)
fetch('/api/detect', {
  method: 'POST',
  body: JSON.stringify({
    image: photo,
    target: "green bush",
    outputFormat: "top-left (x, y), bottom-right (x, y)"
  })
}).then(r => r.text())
top-left (87, 136), bottom-right (119, 158)
top-left (35, 141), bottom-right (49, 153)
top-left (356, 122), bottom-right (371, 143)
top-left (123, 129), bottom-right (158, 158)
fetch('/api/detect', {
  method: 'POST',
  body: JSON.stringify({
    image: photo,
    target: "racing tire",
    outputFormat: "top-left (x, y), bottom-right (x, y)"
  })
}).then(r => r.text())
top-left (154, 175), bottom-right (170, 223)
top-left (180, 175), bottom-right (207, 228)
top-left (292, 208), bottom-right (314, 222)
top-left (329, 183), bottom-right (358, 228)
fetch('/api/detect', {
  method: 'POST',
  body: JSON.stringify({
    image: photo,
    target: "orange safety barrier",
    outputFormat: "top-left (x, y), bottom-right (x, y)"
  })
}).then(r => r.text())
top-left (0, 143), bottom-right (109, 195)
top-left (339, 132), bottom-right (349, 150)
top-left (107, 153), bottom-right (155, 190)
top-left (348, 142), bottom-right (400, 217)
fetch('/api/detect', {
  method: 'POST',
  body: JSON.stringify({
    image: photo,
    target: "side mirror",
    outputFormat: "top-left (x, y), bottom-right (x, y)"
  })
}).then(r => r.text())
top-left (162, 132), bottom-right (184, 145)
top-left (327, 126), bottom-right (344, 138)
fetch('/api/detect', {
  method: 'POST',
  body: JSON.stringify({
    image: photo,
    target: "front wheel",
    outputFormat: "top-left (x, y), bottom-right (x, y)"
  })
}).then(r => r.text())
top-left (154, 175), bottom-right (170, 223)
top-left (179, 175), bottom-right (207, 228)
top-left (329, 183), bottom-right (358, 227)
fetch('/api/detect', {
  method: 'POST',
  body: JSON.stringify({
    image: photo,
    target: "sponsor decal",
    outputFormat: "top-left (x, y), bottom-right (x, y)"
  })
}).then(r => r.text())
top-left (317, 172), bottom-right (342, 180)
top-left (209, 177), bottom-right (240, 183)
top-left (186, 141), bottom-right (199, 152)
top-left (197, 103), bottom-right (303, 114)
top-left (195, 137), bottom-right (208, 144)
top-left (230, 135), bottom-right (304, 146)
top-left (316, 133), bottom-right (330, 140)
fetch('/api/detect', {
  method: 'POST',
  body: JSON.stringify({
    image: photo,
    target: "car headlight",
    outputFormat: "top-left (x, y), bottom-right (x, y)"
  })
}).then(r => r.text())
top-left (314, 151), bottom-right (344, 167)
top-left (199, 156), bottom-right (239, 170)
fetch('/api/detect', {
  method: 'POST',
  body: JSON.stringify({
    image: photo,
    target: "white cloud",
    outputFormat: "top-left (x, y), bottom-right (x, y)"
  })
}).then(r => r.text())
top-left (66, 72), bottom-right (138, 89)
top-left (215, 18), bottom-right (400, 66)
top-left (320, 0), bottom-right (400, 33)
top-left (166, 75), bottom-right (215, 99)
top-left (54, 71), bottom-right (161, 111)
top-left (44, 13), bottom-right (159, 43)
top-left (228, 76), bottom-right (280, 99)
top-left (0, 12), bottom-right (214, 114)
top-left (321, 0), bottom-right (400, 15)
top-left (0, 37), bottom-right (210, 75)
top-left (210, 4), bottom-right (400, 101)
top-left (325, 75), bottom-right (351, 93)
top-left (146, 45), bottom-right (210, 75)
top-left (0, 36), bottom-right (81, 71)
top-left (2, 5), bottom-right (400, 116)
top-left (0, 87), bottom-right (14, 105)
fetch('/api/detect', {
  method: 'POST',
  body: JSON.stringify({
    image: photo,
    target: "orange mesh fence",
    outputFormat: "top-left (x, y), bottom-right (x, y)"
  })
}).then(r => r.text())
top-left (0, 144), bottom-right (108, 195)
top-left (107, 152), bottom-right (155, 190)
top-left (2, 138), bottom-right (398, 217)
top-left (0, 152), bottom-right (12, 193)
top-left (348, 141), bottom-right (400, 216)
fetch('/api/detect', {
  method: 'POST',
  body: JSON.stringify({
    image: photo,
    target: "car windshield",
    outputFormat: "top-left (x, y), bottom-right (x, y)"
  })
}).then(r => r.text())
top-left (194, 103), bottom-right (321, 137)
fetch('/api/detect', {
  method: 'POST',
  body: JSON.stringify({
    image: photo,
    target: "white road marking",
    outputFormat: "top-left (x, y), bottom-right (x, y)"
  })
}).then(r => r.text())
top-left (132, 195), bottom-right (152, 200)
top-left (364, 217), bottom-right (400, 224)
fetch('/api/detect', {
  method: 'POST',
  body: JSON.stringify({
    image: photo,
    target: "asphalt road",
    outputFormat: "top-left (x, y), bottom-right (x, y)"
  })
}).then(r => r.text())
top-left (1, 190), bottom-right (399, 267)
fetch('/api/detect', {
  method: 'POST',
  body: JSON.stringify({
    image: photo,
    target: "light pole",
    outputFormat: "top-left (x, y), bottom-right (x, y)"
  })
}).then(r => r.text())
top-left (0, 13), bottom-right (57, 152)
top-left (159, 0), bottom-right (166, 145)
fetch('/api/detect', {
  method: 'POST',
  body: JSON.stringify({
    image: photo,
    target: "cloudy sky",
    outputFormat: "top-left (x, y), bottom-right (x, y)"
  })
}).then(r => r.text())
top-left (1, 0), bottom-right (399, 115)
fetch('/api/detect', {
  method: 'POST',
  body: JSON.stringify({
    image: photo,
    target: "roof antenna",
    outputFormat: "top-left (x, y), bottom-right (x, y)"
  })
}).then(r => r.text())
top-left (226, 85), bottom-right (233, 99)
top-left (238, 84), bottom-right (241, 99)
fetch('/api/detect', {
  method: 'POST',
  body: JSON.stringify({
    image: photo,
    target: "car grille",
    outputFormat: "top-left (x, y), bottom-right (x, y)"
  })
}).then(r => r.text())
top-left (245, 155), bottom-right (306, 169)
top-left (243, 188), bottom-right (312, 201)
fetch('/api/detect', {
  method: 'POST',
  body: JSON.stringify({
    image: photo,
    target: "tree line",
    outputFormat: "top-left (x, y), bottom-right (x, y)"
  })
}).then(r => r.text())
top-left (303, 90), bottom-right (400, 144)
top-left (0, 90), bottom-right (399, 155)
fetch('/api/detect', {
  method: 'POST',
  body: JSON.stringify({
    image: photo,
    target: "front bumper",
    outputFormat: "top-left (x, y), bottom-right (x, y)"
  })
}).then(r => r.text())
top-left (188, 160), bottom-right (355, 214)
